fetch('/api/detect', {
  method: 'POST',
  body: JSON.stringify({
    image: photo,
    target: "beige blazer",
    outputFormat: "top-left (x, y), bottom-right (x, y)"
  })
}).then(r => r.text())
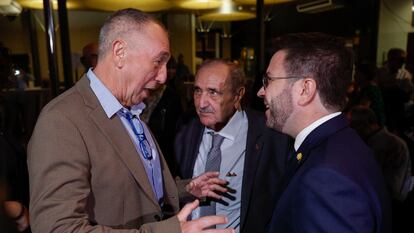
top-left (28, 76), bottom-right (181, 233)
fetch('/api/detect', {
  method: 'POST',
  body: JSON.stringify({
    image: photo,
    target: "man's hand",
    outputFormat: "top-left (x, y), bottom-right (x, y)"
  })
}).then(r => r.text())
top-left (177, 200), bottom-right (235, 233)
top-left (186, 171), bottom-right (228, 199)
top-left (4, 201), bottom-right (30, 232)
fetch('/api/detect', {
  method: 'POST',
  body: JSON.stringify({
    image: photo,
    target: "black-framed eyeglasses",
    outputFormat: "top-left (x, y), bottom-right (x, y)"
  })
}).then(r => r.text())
top-left (262, 73), bottom-right (302, 90)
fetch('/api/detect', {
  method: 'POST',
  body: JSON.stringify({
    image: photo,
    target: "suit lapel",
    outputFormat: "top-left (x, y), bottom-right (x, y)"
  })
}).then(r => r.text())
top-left (272, 114), bottom-right (348, 228)
top-left (296, 114), bottom-right (349, 159)
top-left (185, 120), bottom-right (204, 178)
top-left (152, 129), bottom-right (179, 211)
top-left (76, 76), bottom-right (160, 208)
top-left (274, 114), bottom-right (349, 210)
top-left (240, 110), bottom-right (263, 230)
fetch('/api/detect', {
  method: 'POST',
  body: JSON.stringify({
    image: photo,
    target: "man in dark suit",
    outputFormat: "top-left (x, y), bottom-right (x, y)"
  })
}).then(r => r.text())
top-left (28, 9), bottom-right (233, 233)
top-left (257, 33), bottom-right (391, 233)
top-left (175, 59), bottom-right (291, 233)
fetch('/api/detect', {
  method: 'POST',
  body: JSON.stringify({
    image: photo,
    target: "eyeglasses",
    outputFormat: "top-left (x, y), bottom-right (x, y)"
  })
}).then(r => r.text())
top-left (262, 73), bottom-right (302, 90)
top-left (124, 111), bottom-right (153, 160)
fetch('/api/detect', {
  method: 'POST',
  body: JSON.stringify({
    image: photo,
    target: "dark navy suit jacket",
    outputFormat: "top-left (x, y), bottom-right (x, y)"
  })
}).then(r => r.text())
top-left (267, 114), bottom-right (391, 233)
top-left (174, 109), bottom-right (292, 233)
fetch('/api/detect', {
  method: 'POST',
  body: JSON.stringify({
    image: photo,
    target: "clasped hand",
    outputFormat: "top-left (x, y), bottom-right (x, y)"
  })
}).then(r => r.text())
top-left (177, 199), bottom-right (235, 233)
top-left (178, 172), bottom-right (233, 232)
top-left (185, 171), bottom-right (229, 200)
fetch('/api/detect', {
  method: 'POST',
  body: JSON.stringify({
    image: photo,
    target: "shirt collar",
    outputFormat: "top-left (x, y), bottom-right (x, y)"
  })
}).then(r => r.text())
top-left (204, 110), bottom-right (245, 141)
top-left (129, 102), bottom-right (147, 118)
top-left (294, 112), bottom-right (341, 151)
top-left (87, 69), bottom-right (146, 118)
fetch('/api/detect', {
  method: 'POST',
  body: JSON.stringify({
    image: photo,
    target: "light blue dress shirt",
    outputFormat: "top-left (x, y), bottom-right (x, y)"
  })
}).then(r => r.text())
top-left (192, 110), bottom-right (248, 232)
top-left (87, 69), bottom-right (164, 205)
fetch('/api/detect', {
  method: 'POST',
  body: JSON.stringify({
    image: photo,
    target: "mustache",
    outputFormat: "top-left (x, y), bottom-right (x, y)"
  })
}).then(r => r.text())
top-left (145, 83), bottom-right (162, 90)
top-left (198, 107), bottom-right (214, 114)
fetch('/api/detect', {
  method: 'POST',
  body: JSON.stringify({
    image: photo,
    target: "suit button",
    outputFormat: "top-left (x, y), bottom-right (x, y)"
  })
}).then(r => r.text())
top-left (154, 215), bottom-right (162, 221)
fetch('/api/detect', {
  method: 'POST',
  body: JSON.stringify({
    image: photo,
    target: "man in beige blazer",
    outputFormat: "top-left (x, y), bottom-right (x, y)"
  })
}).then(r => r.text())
top-left (28, 8), bottom-right (233, 233)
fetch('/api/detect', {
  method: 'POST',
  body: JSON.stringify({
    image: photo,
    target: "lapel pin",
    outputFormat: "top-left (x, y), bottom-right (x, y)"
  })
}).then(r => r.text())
top-left (296, 152), bottom-right (303, 162)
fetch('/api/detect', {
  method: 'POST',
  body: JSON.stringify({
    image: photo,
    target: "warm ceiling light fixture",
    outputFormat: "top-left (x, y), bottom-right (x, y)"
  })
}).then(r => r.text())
top-left (235, 0), bottom-right (295, 4)
top-left (176, 0), bottom-right (222, 10)
top-left (0, 0), bottom-right (22, 16)
top-left (84, 0), bottom-right (172, 12)
top-left (199, 0), bottom-right (255, 21)
top-left (16, 0), bottom-right (85, 9)
top-left (0, 0), bottom-right (11, 6)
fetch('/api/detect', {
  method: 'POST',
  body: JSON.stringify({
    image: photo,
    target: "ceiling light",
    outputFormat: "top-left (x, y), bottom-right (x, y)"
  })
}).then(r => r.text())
top-left (0, 0), bottom-right (11, 6)
top-left (84, 0), bottom-right (172, 12)
top-left (16, 0), bottom-right (85, 9)
top-left (235, 0), bottom-right (294, 4)
top-left (199, 11), bottom-right (255, 21)
top-left (199, 0), bottom-right (255, 21)
top-left (0, 1), bottom-right (22, 16)
top-left (176, 0), bottom-right (222, 10)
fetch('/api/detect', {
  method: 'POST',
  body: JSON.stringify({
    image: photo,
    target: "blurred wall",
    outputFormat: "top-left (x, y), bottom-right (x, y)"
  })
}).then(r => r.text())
top-left (0, 10), bottom-right (108, 83)
top-left (0, 10), bottom-right (198, 84)
top-left (167, 12), bottom-right (195, 74)
top-left (0, 15), bottom-right (29, 54)
top-left (377, 0), bottom-right (414, 65)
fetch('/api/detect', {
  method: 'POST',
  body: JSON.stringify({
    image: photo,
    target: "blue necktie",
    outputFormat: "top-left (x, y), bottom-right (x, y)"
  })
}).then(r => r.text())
top-left (200, 133), bottom-right (225, 218)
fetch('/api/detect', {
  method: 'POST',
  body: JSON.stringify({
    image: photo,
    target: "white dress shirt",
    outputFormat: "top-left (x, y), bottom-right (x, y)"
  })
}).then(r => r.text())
top-left (192, 110), bottom-right (248, 232)
top-left (294, 112), bottom-right (341, 151)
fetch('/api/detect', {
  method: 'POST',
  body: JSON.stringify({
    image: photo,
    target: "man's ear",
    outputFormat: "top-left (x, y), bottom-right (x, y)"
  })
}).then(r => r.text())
top-left (112, 39), bottom-right (126, 68)
top-left (235, 87), bottom-right (246, 110)
top-left (297, 77), bottom-right (317, 106)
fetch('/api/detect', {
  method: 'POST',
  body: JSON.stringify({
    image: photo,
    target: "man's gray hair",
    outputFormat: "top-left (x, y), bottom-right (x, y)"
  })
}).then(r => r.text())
top-left (197, 59), bottom-right (246, 92)
top-left (98, 8), bottom-right (166, 58)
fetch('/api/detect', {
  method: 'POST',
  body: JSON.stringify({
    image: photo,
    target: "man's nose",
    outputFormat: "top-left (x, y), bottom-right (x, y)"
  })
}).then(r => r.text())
top-left (155, 65), bottom-right (167, 84)
top-left (257, 86), bottom-right (265, 98)
top-left (198, 92), bottom-right (210, 108)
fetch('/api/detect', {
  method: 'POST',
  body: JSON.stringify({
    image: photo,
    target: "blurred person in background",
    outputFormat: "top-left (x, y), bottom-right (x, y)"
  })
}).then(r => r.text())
top-left (141, 57), bottom-right (183, 176)
top-left (80, 42), bottom-right (99, 72)
top-left (1, 43), bottom-right (30, 232)
top-left (349, 106), bottom-right (413, 201)
top-left (377, 48), bottom-right (414, 133)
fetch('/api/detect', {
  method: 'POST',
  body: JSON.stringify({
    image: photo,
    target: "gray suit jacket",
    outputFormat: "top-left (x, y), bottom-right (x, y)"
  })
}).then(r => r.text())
top-left (28, 76), bottom-right (181, 233)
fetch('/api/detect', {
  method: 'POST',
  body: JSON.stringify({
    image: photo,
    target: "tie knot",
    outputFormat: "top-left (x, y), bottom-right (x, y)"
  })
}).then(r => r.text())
top-left (121, 109), bottom-right (135, 119)
top-left (211, 133), bottom-right (225, 149)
